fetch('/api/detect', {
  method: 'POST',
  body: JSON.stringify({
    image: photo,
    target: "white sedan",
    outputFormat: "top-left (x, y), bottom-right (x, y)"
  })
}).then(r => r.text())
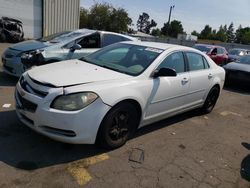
top-left (15, 41), bottom-right (225, 149)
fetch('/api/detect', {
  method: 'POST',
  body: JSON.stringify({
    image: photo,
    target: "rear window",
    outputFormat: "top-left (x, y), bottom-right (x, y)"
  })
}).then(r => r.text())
top-left (186, 52), bottom-right (206, 71)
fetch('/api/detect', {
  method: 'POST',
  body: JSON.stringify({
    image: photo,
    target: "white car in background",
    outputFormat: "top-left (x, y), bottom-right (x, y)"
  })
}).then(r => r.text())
top-left (15, 41), bottom-right (225, 149)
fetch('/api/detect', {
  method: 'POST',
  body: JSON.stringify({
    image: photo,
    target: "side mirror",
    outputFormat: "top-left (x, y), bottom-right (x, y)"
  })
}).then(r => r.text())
top-left (70, 44), bottom-right (82, 52)
top-left (153, 68), bottom-right (177, 78)
top-left (211, 51), bottom-right (217, 55)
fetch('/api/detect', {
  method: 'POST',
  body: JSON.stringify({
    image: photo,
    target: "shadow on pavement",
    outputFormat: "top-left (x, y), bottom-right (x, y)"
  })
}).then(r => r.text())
top-left (241, 142), bottom-right (250, 182)
top-left (223, 82), bottom-right (250, 95)
top-left (0, 71), bottom-right (18, 87)
top-left (0, 110), bottom-right (105, 170)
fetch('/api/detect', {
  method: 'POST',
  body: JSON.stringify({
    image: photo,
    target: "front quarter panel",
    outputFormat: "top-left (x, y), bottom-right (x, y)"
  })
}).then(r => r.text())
top-left (63, 78), bottom-right (153, 120)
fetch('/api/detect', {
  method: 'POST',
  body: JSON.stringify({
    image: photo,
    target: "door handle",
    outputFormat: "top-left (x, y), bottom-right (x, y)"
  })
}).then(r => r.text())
top-left (181, 77), bottom-right (189, 84)
top-left (208, 73), bottom-right (213, 79)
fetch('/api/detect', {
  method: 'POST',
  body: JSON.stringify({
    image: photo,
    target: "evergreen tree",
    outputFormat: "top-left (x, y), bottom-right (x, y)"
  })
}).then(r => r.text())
top-left (227, 22), bottom-right (235, 43)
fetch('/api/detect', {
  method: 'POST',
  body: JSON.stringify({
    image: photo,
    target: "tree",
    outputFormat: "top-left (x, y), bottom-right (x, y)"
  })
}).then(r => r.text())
top-left (79, 3), bottom-right (132, 33)
top-left (109, 8), bottom-right (132, 32)
top-left (227, 22), bottom-right (235, 43)
top-left (151, 28), bottom-right (161, 37)
top-left (241, 31), bottom-right (250, 44)
top-left (200, 25), bottom-right (212, 39)
top-left (161, 20), bottom-right (184, 38)
top-left (236, 26), bottom-right (250, 44)
top-left (79, 8), bottom-right (89, 28)
top-left (145, 19), bottom-right (157, 34)
top-left (88, 3), bottom-right (112, 31)
top-left (215, 25), bottom-right (227, 42)
top-left (137, 12), bottom-right (157, 34)
top-left (191, 30), bottom-right (199, 37)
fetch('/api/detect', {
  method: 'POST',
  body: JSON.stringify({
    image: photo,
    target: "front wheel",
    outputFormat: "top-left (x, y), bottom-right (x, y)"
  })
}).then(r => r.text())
top-left (97, 102), bottom-right (140, 149)
top-left (201, 86), bottom-right (220, 114)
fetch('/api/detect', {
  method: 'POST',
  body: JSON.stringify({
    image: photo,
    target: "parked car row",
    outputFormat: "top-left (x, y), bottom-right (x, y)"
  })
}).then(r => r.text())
top-left (3, 29), bottom-right (249, 149)
top-left (193, 44), bottom-right (250, 65)
top-left (193, 43), bottom-right (250, 85)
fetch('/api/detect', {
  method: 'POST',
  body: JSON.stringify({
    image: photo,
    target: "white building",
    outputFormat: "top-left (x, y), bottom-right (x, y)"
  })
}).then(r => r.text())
top-left (0, 0), bottom-right (80, 38)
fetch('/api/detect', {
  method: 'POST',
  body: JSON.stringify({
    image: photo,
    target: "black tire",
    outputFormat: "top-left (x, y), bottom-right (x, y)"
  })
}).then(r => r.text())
top-left (201, 86), bottom-right (220, 114)
top-left (97, 102), bottom-right (140, 149)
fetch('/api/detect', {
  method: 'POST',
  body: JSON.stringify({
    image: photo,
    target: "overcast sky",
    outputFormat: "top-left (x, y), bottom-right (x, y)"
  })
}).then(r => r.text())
top-left (80, 0), bottom-right (250, 33)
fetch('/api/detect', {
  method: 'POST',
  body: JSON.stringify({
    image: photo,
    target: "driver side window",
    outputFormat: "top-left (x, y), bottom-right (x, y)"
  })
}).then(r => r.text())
top-left (157, 52), bottom-right (185, 74)
top-left (78, 33), bottom-right (101, 48)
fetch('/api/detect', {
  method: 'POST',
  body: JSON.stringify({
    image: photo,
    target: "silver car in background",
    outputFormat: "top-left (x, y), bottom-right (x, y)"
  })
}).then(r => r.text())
top-left (1, 29), bottom-right (137, 77)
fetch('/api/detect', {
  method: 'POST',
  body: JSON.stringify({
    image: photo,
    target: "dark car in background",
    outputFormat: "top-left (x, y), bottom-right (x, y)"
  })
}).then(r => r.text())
top-left (227, 48), bottom-right (250, 63)
top-left (193, 44), bottom-right (228, 65)
top-left (223, 55), bottom-right (250, 84)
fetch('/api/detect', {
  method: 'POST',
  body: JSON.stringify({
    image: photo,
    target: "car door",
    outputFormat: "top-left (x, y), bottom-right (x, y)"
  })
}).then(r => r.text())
top-left (69, 33), bottom-right (101, 59)
top-left (145, 51), bottom-right (190, 120)
top-left (185, 52), bottom-right (213, 107)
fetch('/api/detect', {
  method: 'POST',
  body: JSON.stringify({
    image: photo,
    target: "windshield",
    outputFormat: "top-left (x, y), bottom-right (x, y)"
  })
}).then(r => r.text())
top-left (37, 31), bottom-right (83, 43)
top-left (81, 43), bottom-right (163, 76)
top-left (229, 49), bottom-right (243, 56)
top-left (238, 55), bottom-right (250, 65)
top-left (194, 45), bottom-right (212, 53)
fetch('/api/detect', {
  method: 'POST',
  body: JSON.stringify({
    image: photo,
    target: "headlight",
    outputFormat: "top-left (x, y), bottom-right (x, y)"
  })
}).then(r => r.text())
top-left (51, 92), bottom-right (98, 111)
top-left (20, 49), bottom-right (44, 59)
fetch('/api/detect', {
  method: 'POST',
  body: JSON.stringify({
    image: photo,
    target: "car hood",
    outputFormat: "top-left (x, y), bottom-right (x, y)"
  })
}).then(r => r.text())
top-left (27, 60), bottom-right (132, 87)
top-left (10, 40), bottom-right (52, 51)
top-left (224, 62), bottom-right (250, 72)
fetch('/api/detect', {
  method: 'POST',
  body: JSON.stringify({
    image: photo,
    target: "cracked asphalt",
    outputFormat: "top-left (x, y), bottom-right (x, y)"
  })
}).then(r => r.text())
top-left (0, 43), bottom-right (250, 188)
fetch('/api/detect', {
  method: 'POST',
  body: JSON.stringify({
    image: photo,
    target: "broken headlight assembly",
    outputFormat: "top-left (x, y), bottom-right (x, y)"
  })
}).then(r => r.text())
top-left (51, 92), bottom-right (98, 111)
top-left (20, 49), bottom-right (44, 59)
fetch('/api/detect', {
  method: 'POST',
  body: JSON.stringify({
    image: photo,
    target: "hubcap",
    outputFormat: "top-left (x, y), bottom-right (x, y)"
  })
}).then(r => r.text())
top-left (109, 111), bottom-right (129, 141)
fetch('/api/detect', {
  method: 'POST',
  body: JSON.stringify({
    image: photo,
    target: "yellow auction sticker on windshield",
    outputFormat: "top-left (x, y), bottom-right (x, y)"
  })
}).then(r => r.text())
top-left (145, 48), bottom-right (163, 53)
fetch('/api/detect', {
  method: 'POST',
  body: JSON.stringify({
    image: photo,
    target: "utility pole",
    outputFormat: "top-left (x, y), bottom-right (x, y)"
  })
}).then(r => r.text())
top-left (168, 5), bottom-right (175, 25)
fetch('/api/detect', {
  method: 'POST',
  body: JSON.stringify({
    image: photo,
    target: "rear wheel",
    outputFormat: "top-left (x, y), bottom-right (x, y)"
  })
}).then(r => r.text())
top-left (97, 102), bottom-right (140, 149)
top-left (201, 86), bottom-right (220, 114)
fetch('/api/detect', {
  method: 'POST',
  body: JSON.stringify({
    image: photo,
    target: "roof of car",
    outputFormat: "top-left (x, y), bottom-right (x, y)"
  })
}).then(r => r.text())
top-left (71, 29), bottom-right (137, 41)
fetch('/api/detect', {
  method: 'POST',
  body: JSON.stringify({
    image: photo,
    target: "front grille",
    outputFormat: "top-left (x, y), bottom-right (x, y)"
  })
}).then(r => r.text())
top-left (16, 91), bottom-right (37, 112)
top-left (20, 76), bottom-right (48, 98)
top-left (3, 64), bottom-right (13, 73)
top-left (41, 126), bottom-right (76, 137)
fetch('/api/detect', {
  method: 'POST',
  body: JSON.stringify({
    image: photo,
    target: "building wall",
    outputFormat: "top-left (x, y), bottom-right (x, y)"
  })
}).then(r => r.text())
top-left (0, 0), bottom-right (42, 38)
top-left (43, 0), bottom-right (80, 37)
